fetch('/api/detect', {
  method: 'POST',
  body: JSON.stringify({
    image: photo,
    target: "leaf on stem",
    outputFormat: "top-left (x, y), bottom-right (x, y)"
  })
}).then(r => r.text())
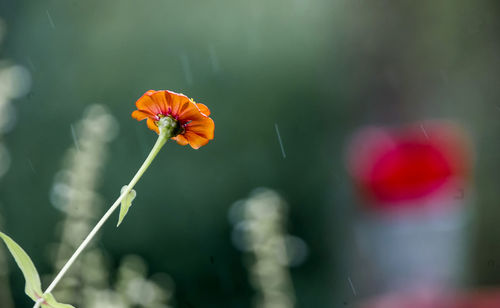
top-left (117, 185), bottom-right (137, 227)
top-left (0, 231), bottom-right (42, 301)
top-left (0, 231), bottom-right (76, 307)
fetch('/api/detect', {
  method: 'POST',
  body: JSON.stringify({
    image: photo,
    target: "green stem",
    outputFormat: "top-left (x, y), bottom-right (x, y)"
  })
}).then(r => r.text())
top-left (33, 128), bottom-right (171, 308)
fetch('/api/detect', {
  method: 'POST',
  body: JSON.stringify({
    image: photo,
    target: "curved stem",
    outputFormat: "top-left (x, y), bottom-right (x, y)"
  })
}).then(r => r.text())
top-left (33, 131), bottom-right (169, 308)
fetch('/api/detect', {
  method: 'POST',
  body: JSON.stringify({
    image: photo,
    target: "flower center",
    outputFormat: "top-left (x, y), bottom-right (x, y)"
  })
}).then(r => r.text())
top-left (156, 115), bottom-right (183, 137)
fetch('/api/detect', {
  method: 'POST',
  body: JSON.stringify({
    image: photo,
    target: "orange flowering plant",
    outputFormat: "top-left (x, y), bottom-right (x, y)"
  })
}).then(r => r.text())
top-left (132, 90), bottom-right (214, 149)
top-left (0, 90), bottom-right (214, 308)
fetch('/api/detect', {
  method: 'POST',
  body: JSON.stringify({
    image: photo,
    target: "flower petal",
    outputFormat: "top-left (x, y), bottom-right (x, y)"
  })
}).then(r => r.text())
top-left (172, 134), bottom-right (189, 146)
top-left (147, 118), bottom-right (159, 134)
top-left (185, 117), bottom-right (215, 140)
top-left (131, 110), bottom-right (153, 121)
top-left (196, 103), bottom-right (211, 116)
top-left (177, 101), bottom-right (206, 123)
top-left (184, 131), bottom-right (210, 149)
top-left (149, 91), bottom-right (170, 115)
top-left (136, 90), bottom-right (163, 115)
top-left (164, 90), bottom-right (190, 116)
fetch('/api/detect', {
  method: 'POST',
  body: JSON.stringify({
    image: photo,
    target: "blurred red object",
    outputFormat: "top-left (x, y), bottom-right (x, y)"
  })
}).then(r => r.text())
top-left (347, 121), bottom-right (473, 211)
top-left (360, 288), bottom-right (500, 308)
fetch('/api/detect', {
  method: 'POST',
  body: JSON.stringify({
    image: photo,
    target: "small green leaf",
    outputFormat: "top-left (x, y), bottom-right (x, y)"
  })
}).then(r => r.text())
top-left (117, 185), bottom-right (137, 227)
top-left (42, 292), bottom-right (75, 308)
top-left (0, 231), bottom-right (43, 301)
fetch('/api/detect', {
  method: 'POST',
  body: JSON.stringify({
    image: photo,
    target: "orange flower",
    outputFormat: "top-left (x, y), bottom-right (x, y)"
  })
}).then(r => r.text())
top-left (131, 90), bottom-right (214, 149)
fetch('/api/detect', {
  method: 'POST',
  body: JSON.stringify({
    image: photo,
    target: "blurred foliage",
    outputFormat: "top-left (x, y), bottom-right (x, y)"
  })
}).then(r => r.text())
top-left (1, 0), bottom-right (500, 307)
top-left (230, 188), bottom-right (302, 308)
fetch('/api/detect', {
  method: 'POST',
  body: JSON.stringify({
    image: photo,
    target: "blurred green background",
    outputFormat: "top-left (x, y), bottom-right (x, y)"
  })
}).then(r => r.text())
top-left (1, 0), bottom-right (500, 307)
